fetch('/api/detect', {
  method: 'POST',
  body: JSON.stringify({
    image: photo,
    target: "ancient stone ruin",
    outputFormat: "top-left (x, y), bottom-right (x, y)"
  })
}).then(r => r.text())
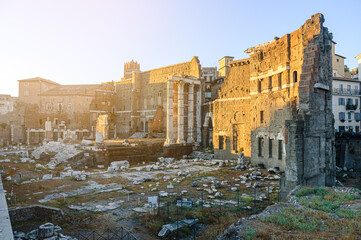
top-left (213, 13), bottom-right (335, 198)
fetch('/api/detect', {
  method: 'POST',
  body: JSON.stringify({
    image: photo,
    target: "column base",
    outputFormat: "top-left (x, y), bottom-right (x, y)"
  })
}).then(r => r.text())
top-left (164, 139), bottom-right (175, 146)
top-left (176, 139), bottom-right (186, 144)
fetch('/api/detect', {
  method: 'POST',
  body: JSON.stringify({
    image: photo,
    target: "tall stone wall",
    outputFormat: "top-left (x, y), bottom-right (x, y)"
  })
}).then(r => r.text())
top-left (213, 13), bottom-right (335, 196)
top-left (213, 60), bottom-right (251, 159)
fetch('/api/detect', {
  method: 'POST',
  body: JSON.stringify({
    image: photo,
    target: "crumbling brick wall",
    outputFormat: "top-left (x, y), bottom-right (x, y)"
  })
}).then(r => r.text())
top-left (213, 13), bottom-right (335, 196)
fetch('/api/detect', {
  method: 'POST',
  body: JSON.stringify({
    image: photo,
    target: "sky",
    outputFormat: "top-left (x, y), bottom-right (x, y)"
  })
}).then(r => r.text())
top-left (0, 0), bottom-right (360, 96)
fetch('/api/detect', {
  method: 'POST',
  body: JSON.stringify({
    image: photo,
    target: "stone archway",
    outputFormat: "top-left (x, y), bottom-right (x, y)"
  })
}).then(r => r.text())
top-left (202, 112), bottom-right (213, 148)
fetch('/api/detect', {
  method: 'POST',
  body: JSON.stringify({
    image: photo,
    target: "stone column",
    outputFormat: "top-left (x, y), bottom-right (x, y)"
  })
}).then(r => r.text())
top-left (187, 83), bottom-right (194, 143)
top-left (27, 128), bottom-right (30, 145)
top-left (10, 125), bottom-right (14, 144)
top-left (164, 80), bottom-right (174, 145)
top-left (177, 82), bottom-right (185, 144)
top-left (196, 85), bottom-right (202, 143)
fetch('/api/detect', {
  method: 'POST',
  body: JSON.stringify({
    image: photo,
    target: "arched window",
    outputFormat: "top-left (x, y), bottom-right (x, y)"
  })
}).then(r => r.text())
top-left (293, 71), bottom-right (298, 83)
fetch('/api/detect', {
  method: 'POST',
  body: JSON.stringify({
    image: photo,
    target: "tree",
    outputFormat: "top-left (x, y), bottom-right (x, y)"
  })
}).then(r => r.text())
top-left (344, 65), bottom-right (350, 72)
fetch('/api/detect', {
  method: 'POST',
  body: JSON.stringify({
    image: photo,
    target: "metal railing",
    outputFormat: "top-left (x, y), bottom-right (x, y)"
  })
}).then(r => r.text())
top-left (346, 104), bottom-right (358, 111)
top-left (63, 227), bottom-right (138, 240)
top-left (333, 88), bottom-right (360, 95)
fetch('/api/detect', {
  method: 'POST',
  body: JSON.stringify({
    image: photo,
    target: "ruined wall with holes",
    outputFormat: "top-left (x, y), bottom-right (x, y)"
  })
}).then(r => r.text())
top-left (115, 57), bottom-right (202, 138)
top-left (213, 59), bottom-right (251, 159)
top-left (213, 14), bottom-right (335, 196)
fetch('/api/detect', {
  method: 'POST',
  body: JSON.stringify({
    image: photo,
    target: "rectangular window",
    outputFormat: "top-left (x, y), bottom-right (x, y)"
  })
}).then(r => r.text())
top-left (269, 76), bottom-right (272, 91)
top-left (347, 85), bottom-right (351, 93)
top-left (219, 136), bottom-right (224, 150)
top-left (338, 98), bottom-right (345, 105)
top-left (258, 138), bottom-right (263, 157)
top-left (260, 111), bottom-right (264, 123)
top-left (348, 112), bottom-right (352, 120)
top-left (339, 112), bottom-right (345, 120)
top-left (269, 138), bottom-right (273, 158)
top-left (347, 98), bottom-right (353, 105)
top-left (340, 84), bottom-right (343, 93)
top-left (258, 80), bottom-right (262, 93)
top-left (356, 99), bottom-right (359, 106)
top-left (356, 126), bottom-right (360, 133)
top-left (205, 92), bottom-right (211, 98)
top-left (278, 73), bottom-right (282, 89)
top-left (355, 86), bottom-right (359, 95)
top-left (354, 112), bottom-right (360, 120)
top-left (278, 140), bottom-right (282, 160)
top-left (339, 126), bottom-right (345, 132)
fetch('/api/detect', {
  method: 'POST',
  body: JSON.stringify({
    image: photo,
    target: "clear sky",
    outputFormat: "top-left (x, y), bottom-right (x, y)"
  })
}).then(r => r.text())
top-left (0, 0), bottom-right (360, 96)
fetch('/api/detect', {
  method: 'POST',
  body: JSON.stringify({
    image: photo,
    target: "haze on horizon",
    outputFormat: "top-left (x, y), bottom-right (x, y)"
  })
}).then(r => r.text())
top-left (0, 0), bottom-right (360, 97)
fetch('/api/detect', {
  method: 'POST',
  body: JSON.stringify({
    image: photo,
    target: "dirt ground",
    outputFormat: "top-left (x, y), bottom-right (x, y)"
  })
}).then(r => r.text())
top-left (1, 146), bottom-right (282, 239)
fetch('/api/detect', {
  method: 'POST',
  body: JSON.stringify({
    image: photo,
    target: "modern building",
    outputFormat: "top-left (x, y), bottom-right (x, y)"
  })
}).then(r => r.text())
top-left (332, 45), bottom-right (361, 133)
top-left (202, 67), bottom-right (218, 100)
top-left (0, 95), bottom-right (17, 115)
top-left (17, 77), bottom-right (115, 144)
top-left (18, 77), bottom-right (60, 105)
top-left (218, 56), bottom-right (234, 77)
top-left (0, 95), bottom-right (23, 145)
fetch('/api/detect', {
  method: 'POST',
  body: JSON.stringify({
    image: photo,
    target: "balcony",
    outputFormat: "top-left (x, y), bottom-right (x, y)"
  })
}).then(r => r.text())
top-left (333, 88), bottom-right (361, 96)
top-left (346, 104), bottom-right (358, 111)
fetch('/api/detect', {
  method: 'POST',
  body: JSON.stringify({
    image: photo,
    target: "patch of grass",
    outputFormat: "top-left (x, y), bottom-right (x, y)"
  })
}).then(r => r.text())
top-left (295, 187), bottom-right (360, 213)
top-left (336, 207), bottom-right (361, 219)
top-left (263, 207), bottom-right (327, 232)
top-left (244, 227), bottom-right (258, 240)
top-left (298, 196), bottom-right (341, 213)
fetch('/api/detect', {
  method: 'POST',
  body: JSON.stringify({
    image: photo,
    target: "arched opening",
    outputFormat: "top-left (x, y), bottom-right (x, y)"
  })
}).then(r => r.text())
top-left (140, 121), bottom-right (144, 131)
top-left (202, 113), bottom-right (214, 147)
top-left (293, 71), bottom-right (298, 83)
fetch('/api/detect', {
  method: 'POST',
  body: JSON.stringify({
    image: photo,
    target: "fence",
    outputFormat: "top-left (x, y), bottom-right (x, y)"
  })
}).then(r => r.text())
top-left (145, 182), bottom-right (281, 239)
top-left (62, 227), bottom-right (138, 240)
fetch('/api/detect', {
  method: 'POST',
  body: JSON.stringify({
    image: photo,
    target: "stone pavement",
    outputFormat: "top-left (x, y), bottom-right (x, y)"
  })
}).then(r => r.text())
top-left (0, 177), bottom-right (14, 240)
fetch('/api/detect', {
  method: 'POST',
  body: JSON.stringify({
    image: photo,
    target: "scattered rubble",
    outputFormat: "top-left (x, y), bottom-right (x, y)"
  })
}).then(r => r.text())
top-left (107, 160), bottom-right (130, 172)
top-left (14, 223), bottom-right (75, 240)
top-left (31, 142), bottom-right (82, 169)
top-left (158, 218), bottom-right (199, 238)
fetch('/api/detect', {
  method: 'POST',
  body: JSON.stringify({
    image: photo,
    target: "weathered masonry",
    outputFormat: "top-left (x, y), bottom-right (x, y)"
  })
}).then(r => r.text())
top-left (115, 57), bottom-right (203, 145)
top-left (213, 14), bottom-right (335, 196)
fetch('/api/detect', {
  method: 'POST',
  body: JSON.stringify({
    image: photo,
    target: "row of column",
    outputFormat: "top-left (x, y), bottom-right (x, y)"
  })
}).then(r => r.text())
top-left (165, 80), bottom-right (201, 145)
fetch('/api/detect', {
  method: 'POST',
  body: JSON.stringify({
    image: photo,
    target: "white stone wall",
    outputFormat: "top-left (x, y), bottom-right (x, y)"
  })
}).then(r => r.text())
top-left (357, 54), bottom-right (361, 81)
top-left (332, 79), bottom-right (361, 132)
top-left (0, 95), bottom-right (16, 115)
